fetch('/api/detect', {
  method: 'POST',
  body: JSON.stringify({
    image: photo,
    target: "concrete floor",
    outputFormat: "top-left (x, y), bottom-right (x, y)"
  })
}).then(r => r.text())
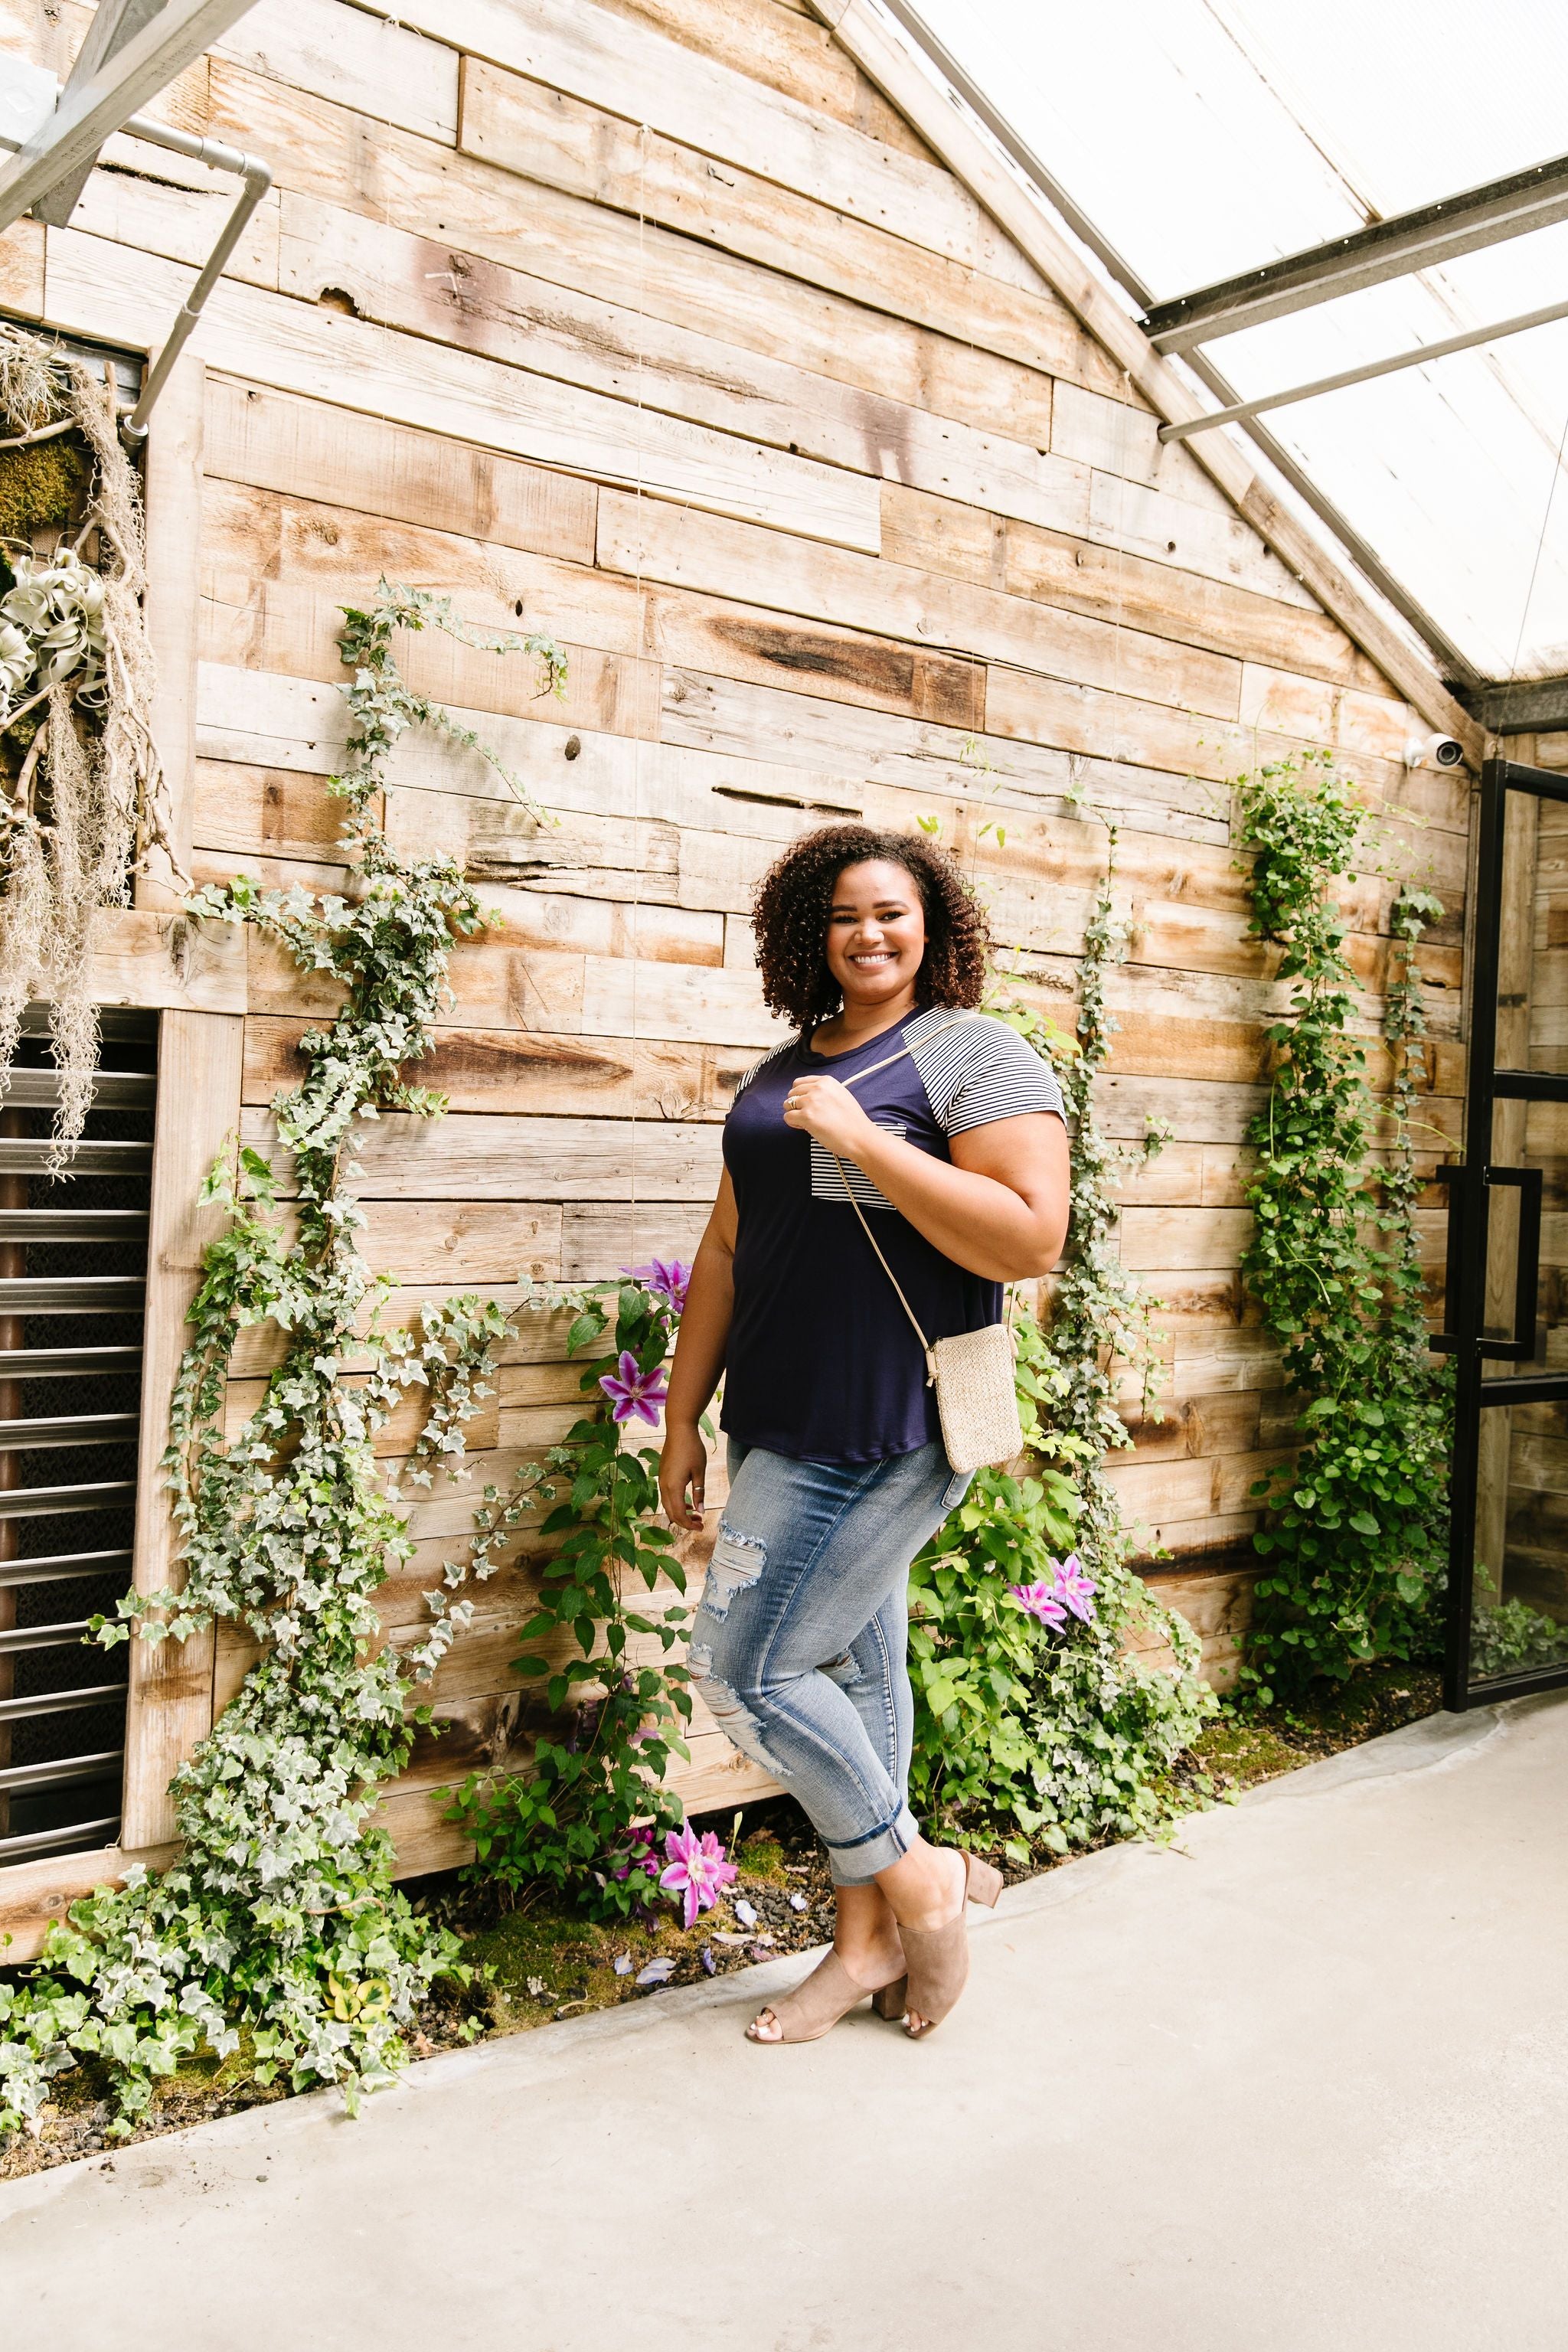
top-left (3, 1692), bottom-right (1566, 2352)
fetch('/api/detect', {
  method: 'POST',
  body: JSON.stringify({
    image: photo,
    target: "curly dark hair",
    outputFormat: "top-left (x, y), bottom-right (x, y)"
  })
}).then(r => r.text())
top-left (750, 824), bottom-right (991, 1027)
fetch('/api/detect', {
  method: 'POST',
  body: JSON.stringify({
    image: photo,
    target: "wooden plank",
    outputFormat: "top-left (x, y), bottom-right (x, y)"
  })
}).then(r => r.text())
top-left (0, 1840), bottom-right (180, 1965)
top-left (1118, 1206), bottom-right (1254, 1272)
top-left (982, 659), bottom-right (1439, 808)
top-left (377, 0), bottom-right (991, 264)
top-left (57, 158), bottom-right (280, 293)
top-left (214, 0), bottom-right (459, 145)
top-left (41, 230), bottom-right (883, 550)
top-left (273, 190), bottom-right (1085, 534)
top-left (0, 216), bottom-right (44, 314)
top-left (120, 1013), bottom-right (245, 1851)
top-left (244, 1016), bottom-right (739, 1122)
top-left (87, 906), bottom-right (248, 1014)
top-left (227, 1292), bottom-right (586, 1380)
top-left (204, 60), bottom-right (1075, 440)
top-left (879, 483), bottom-right (1394, 697)
top-left (457, 56), bottom-right (1125, 394)
top-left (589, 0), bottom-right (875, 130)
top-left (1102, 1446), bottom-right (1293, 1525)
top-left (192, 759), bottom-right (374, 865)
top-left (596, 490), bottom-right (1243, 720)
top-left (201, 566), bottom-right (988, 739)
top-left (662, 668), bottom-right (1233, 846)
top-left (137, 347), bottom-right (204, 909)
top-left (203, 378), bottom-right (599, 565)
top-left (665, 668), bottom-right (1469, 890)
top-left (822, 0), bottom-right (1483, 761)
top-left (1238, 662), bottom-right (1413, 768)
top-left (561, 1200), bottom-right (713, 1279)
top-left (198, 582), bottom-right (661, 750)
top-left (1085, 466), bottom-right (1344, 609)
top-left (237, 1106), bottom-right (725, 1200)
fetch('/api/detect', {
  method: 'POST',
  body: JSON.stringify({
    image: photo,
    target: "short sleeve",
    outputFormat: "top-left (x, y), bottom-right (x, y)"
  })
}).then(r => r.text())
top-left (909, 1013), bottom-right (1066, 1136)
top-left (733, 1040), bottom-right (795, 1099)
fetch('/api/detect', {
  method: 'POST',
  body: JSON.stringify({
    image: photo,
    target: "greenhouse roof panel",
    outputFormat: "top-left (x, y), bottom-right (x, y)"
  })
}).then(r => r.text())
top-left (901, 0), bottom-right (1568, 687)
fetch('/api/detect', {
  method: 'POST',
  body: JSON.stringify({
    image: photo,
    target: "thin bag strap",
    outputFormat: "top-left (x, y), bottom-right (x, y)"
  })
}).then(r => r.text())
top-left (826, 1147), bottom-right (935, 1366)
top-left (818, 1014), bottom-right (979, 1369)
top-left (818, 1014), bottom-right (1019, 1357)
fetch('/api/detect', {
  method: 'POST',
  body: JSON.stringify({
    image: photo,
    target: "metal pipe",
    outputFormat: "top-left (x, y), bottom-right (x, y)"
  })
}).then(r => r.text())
top-left (117, 112), bottom-right (271, 437)
top-left (0, 106), bottom-right (270, 439)
top-left (1160, 291), bottom-right (1568, 443)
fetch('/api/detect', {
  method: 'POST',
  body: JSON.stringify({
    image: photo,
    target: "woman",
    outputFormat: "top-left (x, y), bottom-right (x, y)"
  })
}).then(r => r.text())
top-left (659, 824), bottom-right (1070, 2043)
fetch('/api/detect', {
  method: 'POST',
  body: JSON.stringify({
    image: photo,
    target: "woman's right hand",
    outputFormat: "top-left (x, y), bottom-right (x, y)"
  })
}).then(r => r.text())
top-left (658, 1423), bottom-right (708, 1531)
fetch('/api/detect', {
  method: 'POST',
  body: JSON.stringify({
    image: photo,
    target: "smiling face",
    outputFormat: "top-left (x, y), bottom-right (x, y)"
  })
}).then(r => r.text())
top-left (823, 858), bottom-right (927, 1012)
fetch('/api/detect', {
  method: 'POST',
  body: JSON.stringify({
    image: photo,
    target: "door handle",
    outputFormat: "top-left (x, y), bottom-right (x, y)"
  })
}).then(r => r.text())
top-left (1429, 1163), bottom-right (1544, 1360)
top-left (1482, 1165), bottom-right (1543, 1361)
top-left (1429, 1163), bottom-right (1465, 1354)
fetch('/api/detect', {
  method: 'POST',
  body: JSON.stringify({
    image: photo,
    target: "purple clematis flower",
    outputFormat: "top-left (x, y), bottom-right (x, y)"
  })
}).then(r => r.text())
top-left (622, 1258), bottom-right (691, 1315)
top-left (1008, 1578), bottom-right (1068, 1628)
top-left (1050, 1552), bottom-right (1098, 1623)
top-left (599, 1351), bottom-right (669, 1425)
top-left (659, 1821), bottom-right (739, 1930)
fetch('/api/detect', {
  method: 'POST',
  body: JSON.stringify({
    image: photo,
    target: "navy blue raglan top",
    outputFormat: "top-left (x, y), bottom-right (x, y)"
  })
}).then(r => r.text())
top-left (720, 1009), bottom-right (1065, 1464)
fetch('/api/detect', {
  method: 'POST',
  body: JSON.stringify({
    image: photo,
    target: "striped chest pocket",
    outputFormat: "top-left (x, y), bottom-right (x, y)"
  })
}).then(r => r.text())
top-left (810, 1121), bottom-right (906, 1212)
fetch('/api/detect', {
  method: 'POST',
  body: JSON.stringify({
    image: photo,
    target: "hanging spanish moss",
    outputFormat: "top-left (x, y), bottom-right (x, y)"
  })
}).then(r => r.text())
top-left (0, 319), bottom-right (174, 1164)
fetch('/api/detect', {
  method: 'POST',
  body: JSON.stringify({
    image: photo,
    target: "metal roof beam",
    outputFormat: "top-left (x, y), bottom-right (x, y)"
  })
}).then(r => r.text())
top-left (1145, 152), bottom-right (1568, 352)
top-left (1465, 676), bottom-right (1568, 735)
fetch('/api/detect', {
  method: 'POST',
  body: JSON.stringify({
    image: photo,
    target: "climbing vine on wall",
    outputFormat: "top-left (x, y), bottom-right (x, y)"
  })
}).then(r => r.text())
top-left (0, 322), bottom-right (174, 1158)
top-left (439, 1269), bottom-right (697, 1918)
top-left (906, 839), bottom-right (1215, 1855)
top-left (0, 584), bottom-right (573, 2138)
top-left (1233, 752), bottom-right (1450, 1698)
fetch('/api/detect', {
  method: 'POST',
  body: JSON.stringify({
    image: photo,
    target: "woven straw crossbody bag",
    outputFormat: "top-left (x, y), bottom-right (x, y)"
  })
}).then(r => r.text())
top-left (822, 1018), bottom-right (1024, 1476)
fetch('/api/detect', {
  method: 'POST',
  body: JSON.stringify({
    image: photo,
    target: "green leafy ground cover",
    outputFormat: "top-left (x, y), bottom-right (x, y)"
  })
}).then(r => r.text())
top-left (0, 1664), bottom-right (1439, 2182)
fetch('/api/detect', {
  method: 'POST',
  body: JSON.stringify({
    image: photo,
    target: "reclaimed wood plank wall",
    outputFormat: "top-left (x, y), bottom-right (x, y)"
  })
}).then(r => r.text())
top-left (0, 0), bottom-right (1470, 1881)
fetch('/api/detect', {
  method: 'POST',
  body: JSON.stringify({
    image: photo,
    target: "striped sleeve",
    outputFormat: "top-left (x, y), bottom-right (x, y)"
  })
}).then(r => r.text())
top-left (733, 1040), bottom-right (795, 1097)
top-left (908, 1011), bottom-right (1066, 1136)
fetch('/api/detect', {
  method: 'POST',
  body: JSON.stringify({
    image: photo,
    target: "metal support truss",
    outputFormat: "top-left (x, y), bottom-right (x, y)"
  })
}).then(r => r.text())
top-left (1143, 151), bottom-right (1568, 352)
top-left (1158, 289), bottom-right (1568, 444)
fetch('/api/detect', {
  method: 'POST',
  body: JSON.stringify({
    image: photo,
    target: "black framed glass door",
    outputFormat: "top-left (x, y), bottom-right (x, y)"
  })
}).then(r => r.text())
top-left (1442, 756), bottom-right (1568, 1707)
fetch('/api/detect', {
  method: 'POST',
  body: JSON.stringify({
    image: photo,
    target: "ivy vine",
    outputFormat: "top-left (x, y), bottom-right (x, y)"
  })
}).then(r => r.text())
top-left (439, 1272), bottom-right (697, 1918)
top-left (1233, 753), bottom-right (1451, 1697)
top-left (906, 839), bottom-right (1215, 1857)
top-left (0, 584), bottom-right (568, 2138)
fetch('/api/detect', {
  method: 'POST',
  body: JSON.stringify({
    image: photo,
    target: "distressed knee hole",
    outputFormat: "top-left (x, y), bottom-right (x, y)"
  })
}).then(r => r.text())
top-left (821, 1649), bottom-right (864, 1687)
top-left (698, 1521), bottom-right (766, 1621)
top-left (694, 1668), bottom-right (787, 1775)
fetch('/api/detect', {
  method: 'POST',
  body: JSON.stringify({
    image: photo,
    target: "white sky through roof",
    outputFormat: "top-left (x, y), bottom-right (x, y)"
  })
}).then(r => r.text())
top-left (905, 0), bottom-right (1568, 684)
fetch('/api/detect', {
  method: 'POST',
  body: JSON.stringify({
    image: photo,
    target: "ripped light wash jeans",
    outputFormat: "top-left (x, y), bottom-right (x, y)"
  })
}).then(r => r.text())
top-left (690, 1439), bottom-right (971, 1884)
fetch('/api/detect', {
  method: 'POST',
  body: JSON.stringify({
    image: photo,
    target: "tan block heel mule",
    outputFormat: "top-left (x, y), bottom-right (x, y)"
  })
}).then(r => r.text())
top-left (745, 1948), bottom-right (910, 2043)
top-left (900, 1851), bottom-right (1003, 2040)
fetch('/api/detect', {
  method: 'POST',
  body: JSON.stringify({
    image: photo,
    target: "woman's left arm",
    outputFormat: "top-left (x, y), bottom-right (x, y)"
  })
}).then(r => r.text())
top-left (783, 1075), bottom-right (1069, 1281)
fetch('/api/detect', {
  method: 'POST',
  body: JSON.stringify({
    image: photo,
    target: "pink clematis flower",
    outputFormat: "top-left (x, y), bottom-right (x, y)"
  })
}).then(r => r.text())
top-left (599, 1351), bottom-right (669, 1425)
top-left (659, 1821), bottom-right (738, 1929)
top-left (1049, 1553), bottom-right (1098, 1623)
top-left (1008, 1578), bottom-right (1067, 1628)
top-left (622, 1259), bottom-right (691, 1315)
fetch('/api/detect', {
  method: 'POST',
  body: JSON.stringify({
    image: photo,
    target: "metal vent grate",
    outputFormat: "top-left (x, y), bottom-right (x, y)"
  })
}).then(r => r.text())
top-left (0, 1005), bottom-right (157, 1864)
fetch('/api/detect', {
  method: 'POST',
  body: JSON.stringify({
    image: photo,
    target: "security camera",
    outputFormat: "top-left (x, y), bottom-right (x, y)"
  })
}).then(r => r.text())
top-left (1404, 733), bottom-right (1465, 770)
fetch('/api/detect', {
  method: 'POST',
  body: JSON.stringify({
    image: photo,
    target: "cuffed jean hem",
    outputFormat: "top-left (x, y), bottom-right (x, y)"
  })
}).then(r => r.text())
top-left (824, 1802), bottom-right (921, 1886)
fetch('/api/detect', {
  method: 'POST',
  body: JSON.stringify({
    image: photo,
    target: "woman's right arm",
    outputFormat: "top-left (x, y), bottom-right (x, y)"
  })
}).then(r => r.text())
top-left (658, 1170), bottom-right (738, 1530)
